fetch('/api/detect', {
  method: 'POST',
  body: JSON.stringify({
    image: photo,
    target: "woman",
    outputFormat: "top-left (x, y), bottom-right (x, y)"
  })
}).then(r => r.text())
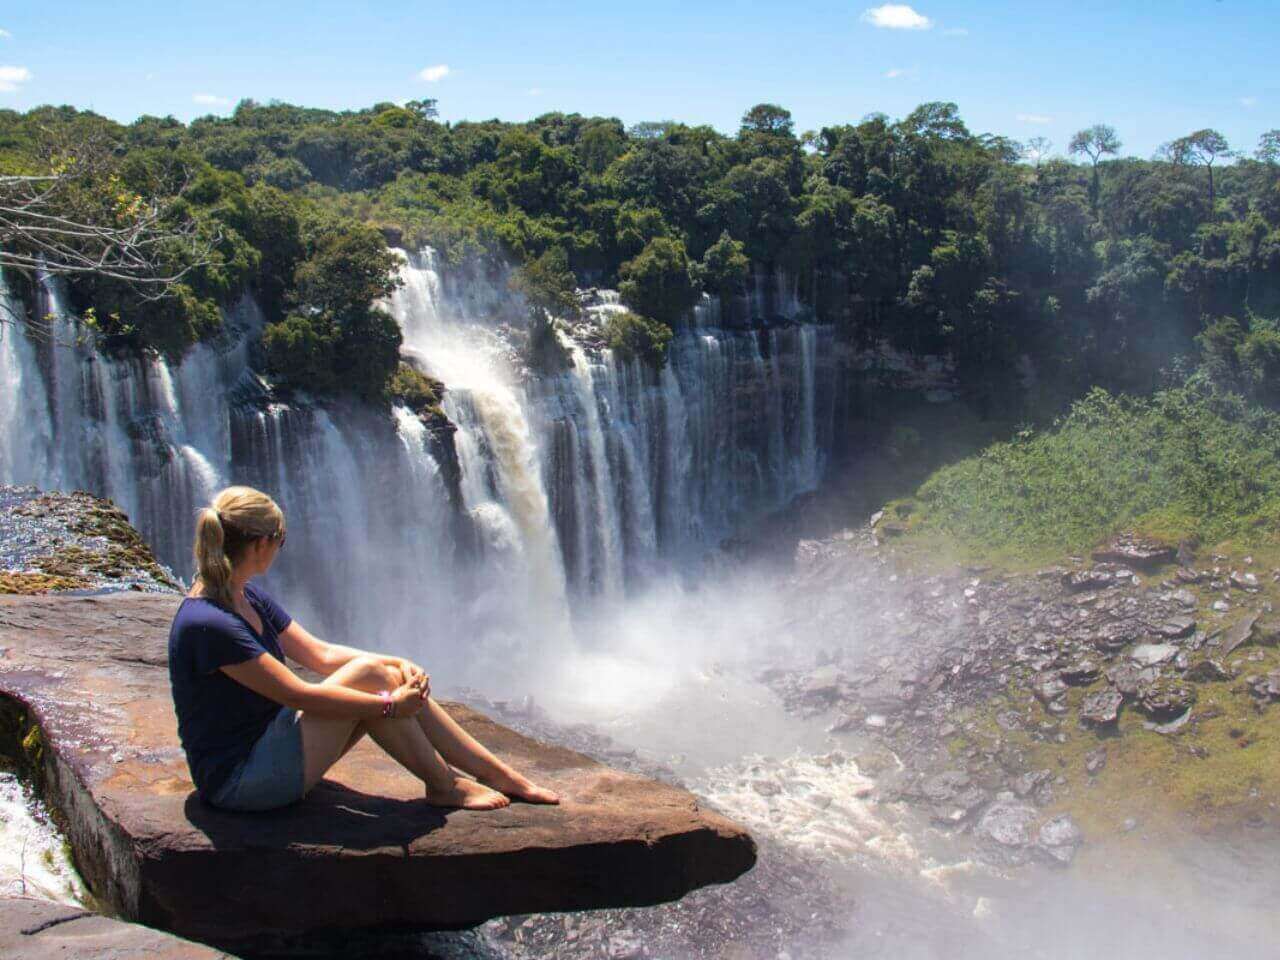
top-left (168, 485), bottom-right (559, 812)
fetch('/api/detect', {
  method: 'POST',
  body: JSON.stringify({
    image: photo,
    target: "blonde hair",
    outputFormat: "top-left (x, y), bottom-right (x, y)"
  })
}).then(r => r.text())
top-left (193, 486), bottom-right (285, 609)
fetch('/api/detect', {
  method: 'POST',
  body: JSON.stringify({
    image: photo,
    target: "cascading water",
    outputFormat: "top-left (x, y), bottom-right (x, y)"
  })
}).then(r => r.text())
top-left (1, 250), bottom-right (839, 666)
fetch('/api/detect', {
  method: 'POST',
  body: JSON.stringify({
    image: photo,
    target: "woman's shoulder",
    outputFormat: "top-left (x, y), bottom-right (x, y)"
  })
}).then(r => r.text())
top-left (171, 595), bottom-right (241, 644)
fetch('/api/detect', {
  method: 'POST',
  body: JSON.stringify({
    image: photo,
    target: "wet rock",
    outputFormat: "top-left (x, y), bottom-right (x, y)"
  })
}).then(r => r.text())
top-left (1242, 671), bottom-right (1280, 702)
top-left (1219, 614), bottom-right (1260, 657)
top-left (1059, 659), bottom-right (1101, 686)
top-left (1085, 747), bottom-right (1107, 775)
top-left (1063, 566), bottom-right (1125, 593)
top-left (1033, 672), bottom-right (1068, 706)
top-left (1145, 708), bottom-right (1193, 734)
top-left (1138, 679), bottom-right (1198, 720)
top-left (1092, 534), bottom-right (1176, 570)
top-left (1158, 616), bottom-right (1197, 639)
top-left (1230, 571), bottom-right (1261, 592)
top-left (1091, 620), bottom-right (1142, 652)
top-left (1185, 659), bottom-right (1231, 683)
top-left (1036, 815), bottom-right (1084, 865)
top-left (1010, 769), bottom-right (1052, 800)
top-left (1129, 643), bottom-right (1178, 667)
top-left (1080, 689), bottom-right (1124, 727)
top-left (920, 770), bottom-right (972, 802)
top-left (1252, 618), bottom-right (1280, 647)
top-left (1105, 662), bottom-right (1159, 698)
top-left (801, 664), bottom-right (845, 699)
top-left (0, 897), bottom-right (225, 959)
top-left (976, 795), bottom-right (1039, 847)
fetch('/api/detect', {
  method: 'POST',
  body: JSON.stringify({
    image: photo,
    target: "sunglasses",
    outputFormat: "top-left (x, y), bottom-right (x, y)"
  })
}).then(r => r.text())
top-left (270, 530), bottom-right (287, 550)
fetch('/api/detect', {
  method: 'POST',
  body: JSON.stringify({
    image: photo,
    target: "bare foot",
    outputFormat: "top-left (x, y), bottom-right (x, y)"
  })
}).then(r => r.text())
top-left (425, 777), bottom-right (510, 811)
top-left (484, 770), bottom-right (561, 805)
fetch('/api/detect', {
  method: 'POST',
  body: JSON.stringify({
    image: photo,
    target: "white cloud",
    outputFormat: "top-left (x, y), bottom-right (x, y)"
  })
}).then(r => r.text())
top-left (418, 64), bottom-right (450, 83)
top-left (1017, 113), bottom-right (1053, 125)
top-left (1241, 96), bottom-right (1259, 108)
top-left (192, 93), bottom-right (230, 106)
top-left (0, 29), bottom-right (11, 38)
top-left (885, 67), bottom-right (916, 79)
top-left (861, 4), bottom-right (932, 30)
top-left (0, 65), bottom-right (31, 93)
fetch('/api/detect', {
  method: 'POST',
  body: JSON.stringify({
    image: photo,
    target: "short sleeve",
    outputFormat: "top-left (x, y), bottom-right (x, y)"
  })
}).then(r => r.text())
top-left (247, 583), bottom-right (292, 635)
top-left (187, 620), bottom-right (267, 675)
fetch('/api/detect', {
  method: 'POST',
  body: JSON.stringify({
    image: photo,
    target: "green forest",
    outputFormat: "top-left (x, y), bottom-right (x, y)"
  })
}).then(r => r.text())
top-left (3, 99), bottom-right (1280, 421)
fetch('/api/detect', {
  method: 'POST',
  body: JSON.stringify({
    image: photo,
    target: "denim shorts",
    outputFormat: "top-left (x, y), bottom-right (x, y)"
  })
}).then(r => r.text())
top-left (209, 707), bottom-right (306, 812)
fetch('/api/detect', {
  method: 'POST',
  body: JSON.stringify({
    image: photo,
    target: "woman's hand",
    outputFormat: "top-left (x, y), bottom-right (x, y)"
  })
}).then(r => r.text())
top-left (391, 681), bottom-right (427, 718)
top-left (388, 657), bottom-right (430, 698)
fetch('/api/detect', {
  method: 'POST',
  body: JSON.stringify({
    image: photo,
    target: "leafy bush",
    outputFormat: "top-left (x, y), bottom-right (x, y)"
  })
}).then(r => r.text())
top-left (385, 362), bottom-right (445, 417)
top-left (603, 310), bottom-right (674, 369)
top-left (915, 385), bottom-right (1280, 555)
top-left (618, 237), bottom-right (697, 325)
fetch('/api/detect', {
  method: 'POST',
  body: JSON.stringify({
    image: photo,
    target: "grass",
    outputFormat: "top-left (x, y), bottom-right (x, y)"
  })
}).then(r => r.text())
top-left (885, 385), bottom-right (1280, 568)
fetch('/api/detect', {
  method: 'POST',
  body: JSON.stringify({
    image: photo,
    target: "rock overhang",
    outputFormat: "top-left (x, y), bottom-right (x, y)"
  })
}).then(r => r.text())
top-left (0, 592), bottom-right (756, 950)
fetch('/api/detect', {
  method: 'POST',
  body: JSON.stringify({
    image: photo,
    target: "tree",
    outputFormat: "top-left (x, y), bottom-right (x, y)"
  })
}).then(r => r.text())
top-left (695, 231), bottom-right (750, 301)
top-left (404, 99), bottom-right (439, 120)
top-left (510, 246), bottom-right (579, 371)
top-left (1069, 124), bottom-right (1122, 209)
top-left (1166, 129), bottom-right (1233, 208)
top-left (0, 125), bottom-right (211, 319)
top-left (1256, 130), bottom-right (1280, 164)
top-left (739, 104), bottom-right (794, 138)
top-left (1024, 136), bottom-right (1053, 169)
top-left (618, 236), bottom-right (697, 325)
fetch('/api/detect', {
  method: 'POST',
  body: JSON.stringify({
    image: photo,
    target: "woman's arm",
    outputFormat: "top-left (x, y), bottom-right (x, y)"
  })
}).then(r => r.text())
top-left (220, 652), bottom-right (423, 718)
top-left (278, 620), bottom-right (367, 675)
top-left (279, 621), bottom-right (429, 690)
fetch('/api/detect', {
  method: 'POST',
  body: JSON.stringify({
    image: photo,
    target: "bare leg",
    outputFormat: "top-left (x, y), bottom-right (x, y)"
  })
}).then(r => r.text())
top-left (300, 657), bottom-right (509, 810)
top-left (418, 697), bottom-right (559, 804)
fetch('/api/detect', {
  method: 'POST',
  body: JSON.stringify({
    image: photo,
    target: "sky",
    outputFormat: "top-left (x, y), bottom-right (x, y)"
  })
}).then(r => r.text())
top-left (0, 1), bottom-right (1275, 160)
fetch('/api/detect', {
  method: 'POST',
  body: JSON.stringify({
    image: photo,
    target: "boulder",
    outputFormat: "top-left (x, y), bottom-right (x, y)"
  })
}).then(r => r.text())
top-left (976, 795), bottom-right (1038, 848)
top-left (1185, 659), bottom-right (1231, 683)
top-left (0, 896), bottom-right (228, 959)
top-left (1158, 616), bottom-right (1197, 639)
top-left (1059, 659), bottom-right (1101, 686)
top-left (1129, 643), bottom-right (1179, 667)
top-left (1079, 689), bottom-right (1124, 727)
top-left (1219, 614), bottom-right (1261, 658)
top-left (0, 594), bottom-right (756, 951)
top-left (1091, 534), bottom-right (1176, 570)
top-left (1138, 679), bottom-right (1198, 721)
top-left (1036, 814), bottom-right (1084, 865)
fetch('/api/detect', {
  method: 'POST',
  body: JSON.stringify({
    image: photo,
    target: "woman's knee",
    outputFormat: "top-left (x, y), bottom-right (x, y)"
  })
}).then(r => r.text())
top-left (334, 655), bottom-right (399, 691)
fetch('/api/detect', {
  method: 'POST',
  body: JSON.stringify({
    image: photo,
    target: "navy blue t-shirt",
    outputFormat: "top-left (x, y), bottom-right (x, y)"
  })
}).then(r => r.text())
top-left (168, 583), bottom-right (293, 798)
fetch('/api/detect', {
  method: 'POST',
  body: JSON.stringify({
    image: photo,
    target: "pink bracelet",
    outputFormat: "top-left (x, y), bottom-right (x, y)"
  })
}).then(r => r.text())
top-left (379, 690), bottom-right (394, 719)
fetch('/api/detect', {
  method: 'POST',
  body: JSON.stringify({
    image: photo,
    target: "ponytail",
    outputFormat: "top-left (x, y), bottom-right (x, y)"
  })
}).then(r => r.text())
top-left (193, 507), bottom-right (235, 609)
top-left (192, 486), bottom-right (285, 609)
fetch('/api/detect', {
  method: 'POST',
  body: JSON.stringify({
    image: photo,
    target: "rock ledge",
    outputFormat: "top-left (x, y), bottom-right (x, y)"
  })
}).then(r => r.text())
top-left (0, 593), bottom-right (755, 950)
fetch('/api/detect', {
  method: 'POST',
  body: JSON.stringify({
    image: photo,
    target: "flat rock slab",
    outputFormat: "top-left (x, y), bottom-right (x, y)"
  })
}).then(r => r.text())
top-left (0, 594), bottom-right (755, 950)
top-left (0, 896), bottom-right (233, 959)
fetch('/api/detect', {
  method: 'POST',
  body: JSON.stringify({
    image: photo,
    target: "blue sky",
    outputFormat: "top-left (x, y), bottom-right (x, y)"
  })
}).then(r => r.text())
top-left (0, 1), bottom-right (1274, 160)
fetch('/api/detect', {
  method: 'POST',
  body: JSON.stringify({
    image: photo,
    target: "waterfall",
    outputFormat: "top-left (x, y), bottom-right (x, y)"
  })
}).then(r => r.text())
top-left (0, 274), bottom-right (54, 483)
top-left (1, 250), bottom-right (840, 662)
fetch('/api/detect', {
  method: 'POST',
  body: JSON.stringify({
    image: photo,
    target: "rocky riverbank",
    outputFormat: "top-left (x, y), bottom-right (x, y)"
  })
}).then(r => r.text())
top-left (758, 517), bottom-right (1280, 869)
